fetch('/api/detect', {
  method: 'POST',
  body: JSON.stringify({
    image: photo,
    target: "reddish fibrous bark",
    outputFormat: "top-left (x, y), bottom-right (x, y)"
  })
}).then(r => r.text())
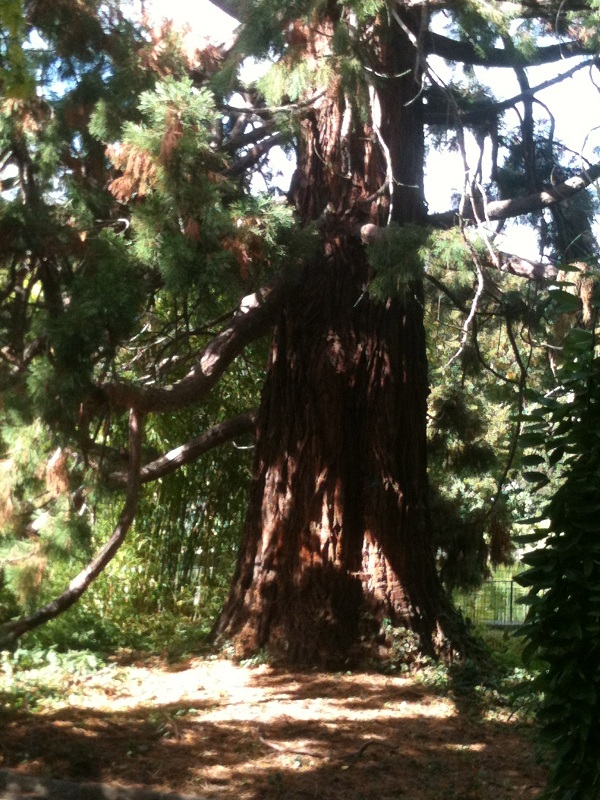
top-left (213, 8), bottom-right (464, 664)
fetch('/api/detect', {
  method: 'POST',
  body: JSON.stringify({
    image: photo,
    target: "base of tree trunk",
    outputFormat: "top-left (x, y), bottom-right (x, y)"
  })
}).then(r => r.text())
top-left (210, 237), bottom-right (478, 668)
top-left (213, 566), bottom-right (472, 669)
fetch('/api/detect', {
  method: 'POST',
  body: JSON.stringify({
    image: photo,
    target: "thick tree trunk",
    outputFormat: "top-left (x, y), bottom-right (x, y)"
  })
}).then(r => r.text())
top-left (213, 8), bottom-right (467, 665)
top-left (214, 243), bottom-right (462, 664)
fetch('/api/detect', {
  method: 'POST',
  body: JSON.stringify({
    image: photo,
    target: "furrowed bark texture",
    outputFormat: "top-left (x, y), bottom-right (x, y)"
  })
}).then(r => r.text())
top-left (214, 8), bottom-right (465, 664)
top-left (215, 241), bottom-right (458, 664)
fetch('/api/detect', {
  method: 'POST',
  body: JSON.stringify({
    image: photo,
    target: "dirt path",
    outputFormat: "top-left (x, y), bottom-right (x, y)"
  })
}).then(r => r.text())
top-left (0, 657), bottom-right (546, 800)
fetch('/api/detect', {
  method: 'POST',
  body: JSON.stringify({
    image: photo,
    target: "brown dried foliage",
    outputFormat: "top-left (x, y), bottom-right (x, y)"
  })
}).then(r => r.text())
top-left (223, 219), bottom-right (265, 281)
top-left (0, 460), bottom-right (15, 529)
top-left (159, 113), bottom-right (183, 166)
top-left (554, 262), bottom-right (598, 336)
top-left (194, 43), bottom-right (224, 76)
top-left (14, 555), bottom-right (47, 606)
top-left (107, 143), bottom-right (158, 202)
top-left (138, 20), bottom-right (187, 78)
top-left (2, 98), bottom-right (50, 135)
top-left (137, 18), bottom-right (224, 80)
top-left (45, 448), bottom-right (70, 498)
top-left (183, 218), bottom-right (201, 241)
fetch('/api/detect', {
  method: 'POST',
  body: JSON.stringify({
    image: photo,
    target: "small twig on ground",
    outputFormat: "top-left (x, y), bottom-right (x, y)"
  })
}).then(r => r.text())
top-left (257, 729), bottom-right (321, 759)
top-left (345, 739), bottom-right (399, 765)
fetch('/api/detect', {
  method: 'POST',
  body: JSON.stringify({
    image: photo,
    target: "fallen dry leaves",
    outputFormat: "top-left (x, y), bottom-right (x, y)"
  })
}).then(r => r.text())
top-left (1, 656), bottom-right (546, 799)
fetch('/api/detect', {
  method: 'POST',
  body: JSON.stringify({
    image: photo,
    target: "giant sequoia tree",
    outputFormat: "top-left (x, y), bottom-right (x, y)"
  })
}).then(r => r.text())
top-left (2, 0), bottom-right (600, 664)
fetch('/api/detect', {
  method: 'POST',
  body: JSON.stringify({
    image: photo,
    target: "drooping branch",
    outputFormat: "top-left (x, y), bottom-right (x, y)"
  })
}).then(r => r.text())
top-left (487, 313), bottom-right (533, 514)
top-left (425, 273), bottom-right (470, 313)
top-left (430, 161), bottom-right (600, 227)
top-left (102, 283), bottom-right (283, 414)
top-left (108, 411), bottom-right (256, 487)
top-left (442, 241), bottom-right (487, 369)
top-left (0, 409), bottom-right (144, 646)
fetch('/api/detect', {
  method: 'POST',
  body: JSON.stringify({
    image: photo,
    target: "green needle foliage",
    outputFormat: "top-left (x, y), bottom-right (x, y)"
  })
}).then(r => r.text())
top-left (0, 0), bottom-right (304, 635)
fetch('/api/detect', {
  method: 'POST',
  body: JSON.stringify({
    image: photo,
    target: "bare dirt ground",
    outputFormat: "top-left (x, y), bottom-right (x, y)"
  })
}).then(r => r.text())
top-left (0, 656), bottom-right (546, 800)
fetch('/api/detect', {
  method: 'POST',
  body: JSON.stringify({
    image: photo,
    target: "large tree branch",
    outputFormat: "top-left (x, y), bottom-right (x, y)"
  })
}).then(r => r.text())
top-left (221, 120), bottom-right (278, 153)
top-left (0, 409), bottom-right (143, 646)
top-left (429, 161), bottom-right (600, 227)
top-left (424, 31), bottom-right (588, 68)
top-left (108, 412), bottom-right (256, 487)
top-left (407, 0), bottom-right (591, 14)
top-left (225, 132), bottom-right (286, 177)
top-left (207, 0), bottom-right (248, 22)
top-left (102, 284), bottom-right (282, 414)
top-left (214, 0), bottom-right (593, 23)
top-left (424, 57), bottom-right (597, 126)
top-left (500, 254), bottom-right (559, 280)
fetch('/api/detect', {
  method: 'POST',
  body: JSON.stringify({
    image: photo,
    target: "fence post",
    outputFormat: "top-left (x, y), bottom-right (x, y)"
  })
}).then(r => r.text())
top-left (509, 579), bottom-right (514, 624)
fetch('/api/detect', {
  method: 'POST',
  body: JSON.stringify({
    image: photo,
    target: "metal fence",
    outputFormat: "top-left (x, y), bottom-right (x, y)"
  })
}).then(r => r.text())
top-left (454, 579), bottom-right (528, 627)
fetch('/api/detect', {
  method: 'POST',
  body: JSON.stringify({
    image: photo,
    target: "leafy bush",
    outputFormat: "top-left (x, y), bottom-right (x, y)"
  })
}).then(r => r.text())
top-left (518, 323), bottom-right (600, 800)
top-left (0, 645), bottom-right (106, 713)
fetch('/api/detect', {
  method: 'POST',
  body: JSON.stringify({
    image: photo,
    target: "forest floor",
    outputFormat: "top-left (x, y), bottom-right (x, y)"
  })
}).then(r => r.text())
top-left (0, 654), bottom-right (546, 800)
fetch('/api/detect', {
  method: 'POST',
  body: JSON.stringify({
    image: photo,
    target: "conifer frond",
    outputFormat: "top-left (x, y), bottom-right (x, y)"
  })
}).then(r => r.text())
top-left (107, 142), bottom-right (158, 202)
top-left (159, 113), bottom-right (183, 166)
top-left (0, 460), bottom-right (14, 529)
top-left (45, 448), bottom-right (70, 499)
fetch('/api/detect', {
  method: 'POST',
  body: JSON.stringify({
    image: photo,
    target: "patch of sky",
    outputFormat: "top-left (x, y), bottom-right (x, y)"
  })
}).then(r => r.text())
top-left (144, 2), bottom-right (600, 261)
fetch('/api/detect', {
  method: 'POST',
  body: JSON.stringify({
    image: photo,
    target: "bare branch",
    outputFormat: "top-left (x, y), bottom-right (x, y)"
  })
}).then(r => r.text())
top-left (102, 284), bottom-right (282, 414)
top-left (425, 57), bottom-right (597, 126)
top-left (430, 161), bottom-right (600, 227)
top-left (109, 412), bottom-right (256, 487)
top-left (225, 132), bottom-right (286, 177)
top-left (0, 409), bottom-right (144, 646)
top-left (501, 254), bottom-right (559, 280)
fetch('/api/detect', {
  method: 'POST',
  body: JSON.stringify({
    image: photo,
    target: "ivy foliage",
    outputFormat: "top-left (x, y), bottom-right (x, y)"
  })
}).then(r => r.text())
top-left (517, 295), bottom-right (600, 799)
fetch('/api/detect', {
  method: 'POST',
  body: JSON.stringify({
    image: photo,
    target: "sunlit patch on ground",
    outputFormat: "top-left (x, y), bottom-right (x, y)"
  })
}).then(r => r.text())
top-left (1, 657), bottom-right (546, 799)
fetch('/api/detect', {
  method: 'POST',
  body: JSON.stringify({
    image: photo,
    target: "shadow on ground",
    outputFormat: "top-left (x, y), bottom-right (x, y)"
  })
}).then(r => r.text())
top-left (0, 660), bottom-right (545, 800)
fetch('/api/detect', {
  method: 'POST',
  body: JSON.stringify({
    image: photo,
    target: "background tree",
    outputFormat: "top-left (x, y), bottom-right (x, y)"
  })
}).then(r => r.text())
top-left (1, 0), bottom-right (599, 668)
